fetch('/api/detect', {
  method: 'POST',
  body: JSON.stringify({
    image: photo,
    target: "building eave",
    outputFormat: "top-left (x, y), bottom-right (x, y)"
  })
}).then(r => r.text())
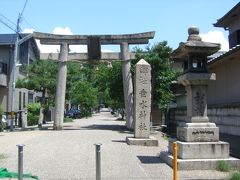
top-left (208, 45), bottom-right (240, 68)
top-left (214, 2), bottom-right (240, 28)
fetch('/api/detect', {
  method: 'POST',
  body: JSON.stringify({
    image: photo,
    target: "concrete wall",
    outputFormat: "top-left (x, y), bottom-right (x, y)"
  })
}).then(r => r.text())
top-left (151, 108), bottom-right (162, 126)
top-left (0, 40), bottom-right (39, 114)
top-left (0, 46), bottom-right (13, 113)
top-left (208, 59), bottom-right (240, 104)
top-left (167, 105), bottom-right (240, 157)
top-left (0, 46), bottom-right (11, 64)
top-left (168, 104), bottom-right (240, 136)
top-left (15, 88), bottom-right (29, 111)
top-left (208, 104), bottom-right (240, 136)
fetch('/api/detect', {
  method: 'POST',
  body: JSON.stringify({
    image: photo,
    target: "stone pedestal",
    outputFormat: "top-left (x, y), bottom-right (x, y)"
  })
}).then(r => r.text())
top-left (126, 59), bottom-right (158, 146)
top-left (168, 139), bottom-right (229, 159)
top-left (160, 151), bottom-right (240, 170)
top-left (160, 71), bottom-right (240, 169)
top-left (126, 136), bottom-right (158, 146)
top-left (160, 27), bottom-right (240, 170)
top-left (177, 122), bottom-right (219, 142)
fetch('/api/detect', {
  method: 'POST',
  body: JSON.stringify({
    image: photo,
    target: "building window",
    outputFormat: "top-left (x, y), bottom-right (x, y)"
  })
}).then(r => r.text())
top-left (23, 92), bottom-right (26, 108)
top-left (19, 92), bottom-right (22, 110)
top-left (228, 29), bottom-right (240, 48)
top-left (0, 62), bottom-right (7, 74)
top-left (28, 93), bottom-right (34, 103)
top-left (19, 41), bottom-right (28, 64)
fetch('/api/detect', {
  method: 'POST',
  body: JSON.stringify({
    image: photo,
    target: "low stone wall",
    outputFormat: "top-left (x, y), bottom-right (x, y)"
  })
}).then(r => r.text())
top-left (167, 107), bottom-right (186, 136)
top-left (208, 103), bottom-right (240, 136)
top-left (167, 103), bottom-right (240, 157)
top-left (167, 103), bottom-right (240, 136)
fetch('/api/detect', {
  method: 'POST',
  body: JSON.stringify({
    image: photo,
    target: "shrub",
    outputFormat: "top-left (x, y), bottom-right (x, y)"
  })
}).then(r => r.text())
top-left (27, 103), bottom-right (41, 126)
top-left (231, 172), bottom-right (240, 180)
top-left (217, 160), bottom-right (231, 172)
top-left (64, 117), bottom-right (73, 123)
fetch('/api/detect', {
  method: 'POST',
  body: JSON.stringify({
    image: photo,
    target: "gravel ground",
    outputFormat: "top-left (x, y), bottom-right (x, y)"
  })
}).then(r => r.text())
top-left (0, 110), bottom-right (231, 179)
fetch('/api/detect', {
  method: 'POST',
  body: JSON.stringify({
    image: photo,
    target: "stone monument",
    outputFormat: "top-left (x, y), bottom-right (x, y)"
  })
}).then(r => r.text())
top-left (126, 59), bottom-right (158, 146)
top-left (160, 27), bottom-right (240, 169)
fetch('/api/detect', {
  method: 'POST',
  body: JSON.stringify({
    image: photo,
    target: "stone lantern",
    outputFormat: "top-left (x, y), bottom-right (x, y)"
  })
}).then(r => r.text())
top-left (172, 26), bottom-right (221, 141)
top-left (160, 27), bottom-right (240, 170)
top-left (172, 27), bottom-right (219, 73)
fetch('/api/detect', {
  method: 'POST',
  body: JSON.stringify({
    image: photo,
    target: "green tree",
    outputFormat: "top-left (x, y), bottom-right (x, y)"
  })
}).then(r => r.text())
top-left (69, 81), bottom-right (98, 117)
top-left (92, 63), bottom-right (112, 107)
top-left (92, 61), bottom-right (125, 119)
top-left (134, 41), bottom-right (179, 109)
top-left (108, 62), bottom-right (125, 118)
top-left (16, 59), bottom-right (58, 125)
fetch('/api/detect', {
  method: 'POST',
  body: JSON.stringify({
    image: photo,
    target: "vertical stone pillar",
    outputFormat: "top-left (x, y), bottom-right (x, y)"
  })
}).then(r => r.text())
top-left (126, 59), bottom-right (158, 146)
top-left (53, 43), bottom-right (68, 130)
top-left (134, 59), bottom-right (151, 138)
top-left (120, 42), bottom-right (134, 129)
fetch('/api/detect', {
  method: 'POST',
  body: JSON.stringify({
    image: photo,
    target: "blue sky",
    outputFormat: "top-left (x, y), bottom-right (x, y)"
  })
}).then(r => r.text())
top-left (0, 0), bottom-right (239, 52)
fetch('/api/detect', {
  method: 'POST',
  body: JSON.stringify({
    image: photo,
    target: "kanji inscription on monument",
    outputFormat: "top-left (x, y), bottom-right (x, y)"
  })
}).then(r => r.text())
top-left (134, 59), bottom-right (151, 138)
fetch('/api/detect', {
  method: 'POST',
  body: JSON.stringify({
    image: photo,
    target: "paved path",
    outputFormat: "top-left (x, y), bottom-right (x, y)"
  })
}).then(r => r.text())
top-left (0, 110), bottom-right (230, 179)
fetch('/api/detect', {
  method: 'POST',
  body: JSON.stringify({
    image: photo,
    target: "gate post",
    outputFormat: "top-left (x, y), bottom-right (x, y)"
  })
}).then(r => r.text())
top-left (121, 42), bottom-right (134, 130)
top-left (54, 42), bottom-right (68, 130)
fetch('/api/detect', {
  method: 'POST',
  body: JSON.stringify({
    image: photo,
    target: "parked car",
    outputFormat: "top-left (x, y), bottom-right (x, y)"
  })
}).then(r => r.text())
top-left (66, 109), bottom-right (81, 118)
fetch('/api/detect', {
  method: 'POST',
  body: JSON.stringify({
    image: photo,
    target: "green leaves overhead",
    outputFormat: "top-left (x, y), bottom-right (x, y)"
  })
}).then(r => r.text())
top-left (135, 41), bottom-right (179, 109)
top-left (16, 59), bottom-right (57, 97)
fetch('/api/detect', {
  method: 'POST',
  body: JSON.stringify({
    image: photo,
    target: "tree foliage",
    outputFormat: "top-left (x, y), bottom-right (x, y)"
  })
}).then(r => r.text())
top-left (69, 81), bottom-right (98, 117)
top-left (16, 59), bottom-right (58, 105)
top-left (15, 41), bottom-right (178, 121)
top-left (134, 41), bottom-right (179, 109)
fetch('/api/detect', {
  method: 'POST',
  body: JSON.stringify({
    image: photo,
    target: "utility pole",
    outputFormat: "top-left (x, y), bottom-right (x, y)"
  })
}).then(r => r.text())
top-left (10, 15), bottom-right (21, 131)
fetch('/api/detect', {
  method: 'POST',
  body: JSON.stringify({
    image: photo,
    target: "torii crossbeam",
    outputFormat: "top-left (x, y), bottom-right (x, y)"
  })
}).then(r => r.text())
top-left (32, 31), bottom-right (155, 130)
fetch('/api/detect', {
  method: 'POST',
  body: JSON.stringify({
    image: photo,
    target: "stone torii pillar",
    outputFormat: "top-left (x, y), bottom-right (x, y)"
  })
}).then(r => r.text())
top-left (121, 42), bottom-right (134, 129)
top-left (33, 31), bottom-right (155, 130)
top-left (54, 43), bottom-right (68, 130)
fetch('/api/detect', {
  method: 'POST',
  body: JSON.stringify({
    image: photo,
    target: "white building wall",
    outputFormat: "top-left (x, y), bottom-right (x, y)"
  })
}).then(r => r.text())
top-left (208, 58), bottom-right (240, 104)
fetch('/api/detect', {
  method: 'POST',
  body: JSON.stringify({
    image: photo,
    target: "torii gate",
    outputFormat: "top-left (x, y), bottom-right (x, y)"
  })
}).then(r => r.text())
top-left (32, 31), bottom-right (155, 130)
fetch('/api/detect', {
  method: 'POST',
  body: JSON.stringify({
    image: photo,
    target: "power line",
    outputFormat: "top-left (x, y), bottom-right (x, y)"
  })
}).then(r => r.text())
top-left (20, 0), bottom-right (28, 17)
top-left (0, 17), bottom-right (17, 33)
top-left (22, 16), bottom-right (36, 30)
top-left (0, 13), bottom-right (16, 27)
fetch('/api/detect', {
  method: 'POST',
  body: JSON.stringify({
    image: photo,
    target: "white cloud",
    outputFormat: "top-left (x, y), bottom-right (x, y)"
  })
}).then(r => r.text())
top-left (52, 27), bottom-right (73, 35)
top-left (200, 30), bottom-right (229, 51)
top-left (22, 28), bottom-right (35, 33)
top-left (23, 26), bottom-right (115, 53)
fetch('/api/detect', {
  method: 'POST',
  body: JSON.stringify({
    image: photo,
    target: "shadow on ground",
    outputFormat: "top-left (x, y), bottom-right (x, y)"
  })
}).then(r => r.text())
top-left (63, 124), bottom-right (131, 134)
top-left (112, 139), bottom-right (126, 143)
top-left (137, 155), bottom-right (165, 164)
top-left (82, 124), bottom-right (130, 134)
